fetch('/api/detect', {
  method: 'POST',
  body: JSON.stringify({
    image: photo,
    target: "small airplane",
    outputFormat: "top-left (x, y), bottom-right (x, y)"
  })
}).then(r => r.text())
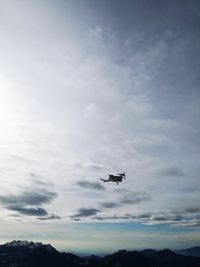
top-left (100, 172), bottom-right (126, 185)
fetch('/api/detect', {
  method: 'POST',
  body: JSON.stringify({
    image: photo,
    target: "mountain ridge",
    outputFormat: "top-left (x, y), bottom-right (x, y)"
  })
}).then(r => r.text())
top-left (0, 240), bottom-right (200, 267)
top-left (176, 246), bottom-right (200, 257)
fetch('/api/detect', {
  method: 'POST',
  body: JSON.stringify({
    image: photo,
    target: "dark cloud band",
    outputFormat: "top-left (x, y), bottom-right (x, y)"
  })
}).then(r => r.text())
top-left (0, 185), bottom-right (59, 219)
top-left (7, 206), bottom-right (48, 216)
top-left (0, 189), bottom-right (57, 206)
top-left (71, 208), bottom-right (101, 219)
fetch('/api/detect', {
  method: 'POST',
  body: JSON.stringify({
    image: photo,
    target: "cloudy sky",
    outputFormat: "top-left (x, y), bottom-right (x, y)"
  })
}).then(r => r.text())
top-left (0, 0), bottom-right (200, 254)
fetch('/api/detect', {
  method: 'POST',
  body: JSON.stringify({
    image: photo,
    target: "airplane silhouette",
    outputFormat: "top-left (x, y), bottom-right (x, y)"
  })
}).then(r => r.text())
top-left (100, 172), bottom-right (126, 185)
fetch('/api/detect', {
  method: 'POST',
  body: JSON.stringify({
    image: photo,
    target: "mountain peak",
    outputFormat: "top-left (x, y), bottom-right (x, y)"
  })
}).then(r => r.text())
top-left (5, 240), bottom-right (39, 247)
top-left (4, 240), bottom-right (56, 252)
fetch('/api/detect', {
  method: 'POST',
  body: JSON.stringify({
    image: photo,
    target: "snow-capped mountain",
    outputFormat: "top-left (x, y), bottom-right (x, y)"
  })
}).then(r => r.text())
top-left (4, 240), bottom-right (56, 252)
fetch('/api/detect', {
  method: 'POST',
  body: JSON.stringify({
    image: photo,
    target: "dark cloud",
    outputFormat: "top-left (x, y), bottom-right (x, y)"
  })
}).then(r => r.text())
top-left (157, 167), bottom-right (185, 177)
top-left (71, 208), bottom-right (101, 219)
top-left (121, 192), bottom-right (151, 204)
top-left (0, 185), bottom-right (58, 219)
top-left (77, 181), bottom-right (105, 191)
top-left (94, 215), bottom-right (125, 221)
top-left (125, 213), bottom-right (151, 219)
top-left (185, 207), bottom-right (200, 213)
top-left (152, 208), bottom-right (197, 226)
top-left (92, 205), bottom-right (200, 226)
top-left (37, 214), bottom-right (61, 220)
top-left (93, 213), bottom-right (151, 221)
top-left (101, 202), bottom-right (119, 208)
top-left (149, 209), bottom-right (200, 226)
top-left (7, 206), bottom-right (48, 216)
top-left (152, 215), bottom-right (169, 221)
top-left (100, 191), bottom-right (151, 210)
top-left (151, 212), bottom-right (186, 224)
top-left (73, 218), bottom-right (81, 221)
top-left (0, 189), bottom-right (57, 206)
top-left (69, 204), bottom-right (200, 227)
top-left (76, 191), bottom-right (151, 221)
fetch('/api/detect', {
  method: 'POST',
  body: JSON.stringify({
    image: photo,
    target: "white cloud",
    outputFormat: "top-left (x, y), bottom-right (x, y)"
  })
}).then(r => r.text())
top-left (90, 26), bottom-right (104, 40)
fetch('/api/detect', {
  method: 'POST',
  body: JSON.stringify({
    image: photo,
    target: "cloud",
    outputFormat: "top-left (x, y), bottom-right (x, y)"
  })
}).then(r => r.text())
top-left (71, 208), bottom-right (101, 219)
top-left (7, 206), bottom-right (48, 216)
top-left (157, 167), bottom-right (185, 177)
top-left (77, 181), bottom-right (105, 191)
top-left (0, 184), bottom-right (59, 219)
top-left (152, 215), bottom-right (170, 221)
top-left (29, 172), bottom-right (54, 187)
top-left (94, 213), bottom-right (151, 221)
top-left (89, 26), bottom-right (104, 41)
top-left (101, 202), bottom-right (120, 208)
top-left (37, 214), bottom-right (61, 220)
top-left (121, 191), bottom-right (151, 204)
top-left (147, 208), bottom-right (200, 227)
top-left (92, 208), bottom-right (200, 227)
top-left (185, 207), bottom-right (200, 213)
top-left (68, 190), bottom-right (151, 222)
top-left (94, 215), bottom-right (126, 221)
top-left (0, 189), bottom-right (57, 206)
top-left (100, 191), bottom-right (151, 210)
top-left (126, 213), bottom-right (151, 219)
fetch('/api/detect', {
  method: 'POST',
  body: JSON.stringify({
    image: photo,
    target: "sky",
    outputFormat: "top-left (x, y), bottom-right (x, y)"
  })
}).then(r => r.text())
top-left (0, 0), bottom-right (200, 255)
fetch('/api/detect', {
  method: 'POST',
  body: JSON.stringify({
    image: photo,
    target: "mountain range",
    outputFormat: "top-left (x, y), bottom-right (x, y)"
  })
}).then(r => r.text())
top-left (175, 247), bottom-right (200, 257)
top-left (0, 240), bottom-right (200, 267)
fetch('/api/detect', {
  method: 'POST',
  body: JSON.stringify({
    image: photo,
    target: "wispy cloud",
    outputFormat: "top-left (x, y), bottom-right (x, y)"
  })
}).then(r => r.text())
top-left (101, 202), bottom-right (120, 208)
top-left (100, 191), bottom-right (150, 209)
top-left (92, 207), bottom-right (200, 227)
top-left (29, 172), bottom-right (54, 187)
top-left (70, 208), bottom-right (101, 220)
top-left (0, 189), bottom-right (57, 206)
top-left (94, 213), bottom-right (151, 221)
top-left (77, 181), bottom-right (105, 191)
top-left (0, 182), bottom-right (59, 219)
top-left (121, 191), bottom-right (151, 205)
top-left (70, 190), bottom-right (151, 221)
top-left (139, 207), bottom-right (200, 227)
top-left (157, 167), bottom-right (185, 177)
top-left (7, 206), bottom-right (48, 216)
top-left (37, 214), bottom-right (61, 220)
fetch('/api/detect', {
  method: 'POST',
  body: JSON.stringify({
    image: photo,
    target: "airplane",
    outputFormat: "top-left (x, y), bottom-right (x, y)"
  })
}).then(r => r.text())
top-left (100, 172), bottom-right (126, 185)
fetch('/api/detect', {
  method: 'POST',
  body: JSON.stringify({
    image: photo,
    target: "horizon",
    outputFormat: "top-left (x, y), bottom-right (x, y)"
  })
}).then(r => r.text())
top-left (0, 0), bottom-right (200, 255)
